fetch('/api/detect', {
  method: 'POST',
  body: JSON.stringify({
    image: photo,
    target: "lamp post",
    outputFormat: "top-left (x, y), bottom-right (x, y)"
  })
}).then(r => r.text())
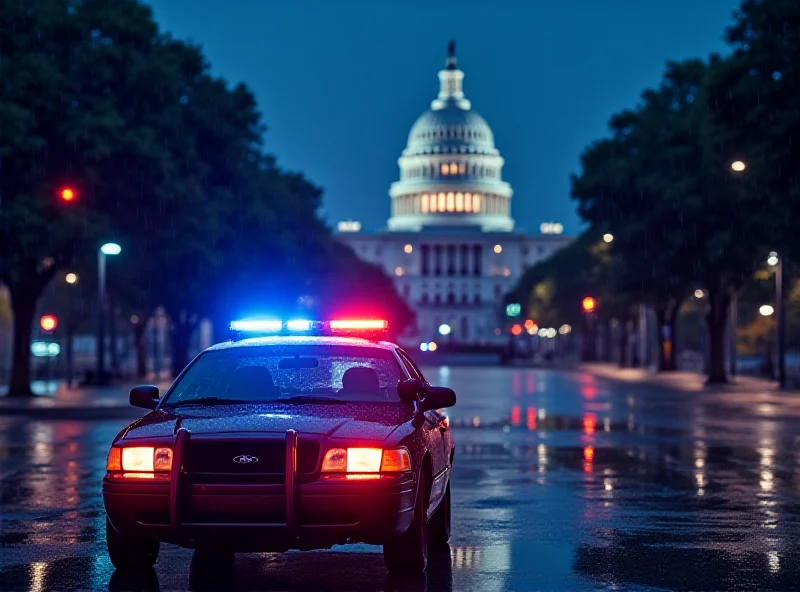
top-left (64, 273), bottom-right (78, 387)
top-left (767, 251), bottom-right (785, 388)
top-left (97, 243), bottom-right (121, 383)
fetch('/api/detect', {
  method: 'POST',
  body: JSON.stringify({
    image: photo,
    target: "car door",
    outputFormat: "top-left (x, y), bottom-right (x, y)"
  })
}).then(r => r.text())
top-left (396, 349), bottom-right (450, 507)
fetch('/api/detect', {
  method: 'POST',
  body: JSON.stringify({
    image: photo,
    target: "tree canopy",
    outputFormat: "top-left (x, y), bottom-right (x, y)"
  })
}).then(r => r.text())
top-left (0, 0), bottom-right (410, 394)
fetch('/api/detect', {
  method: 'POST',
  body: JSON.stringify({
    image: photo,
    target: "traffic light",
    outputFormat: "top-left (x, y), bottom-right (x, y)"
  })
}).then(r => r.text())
top-left (510, 324), bottom-right (523, 336)
top-left (582, 297), bottom-right (596, 313)
top-left (40, 315), bottom-right (58, 332)
top-left (60, 187), bottom-right (76, 202)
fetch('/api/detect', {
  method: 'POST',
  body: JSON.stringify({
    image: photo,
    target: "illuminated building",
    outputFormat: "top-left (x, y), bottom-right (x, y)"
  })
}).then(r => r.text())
top-left (337, 42), bottom-right (572, 344)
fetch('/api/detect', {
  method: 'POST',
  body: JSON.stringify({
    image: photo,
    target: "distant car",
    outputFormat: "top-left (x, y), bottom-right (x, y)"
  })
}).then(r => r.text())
top-left (103, 319), bottom-right (456, 574)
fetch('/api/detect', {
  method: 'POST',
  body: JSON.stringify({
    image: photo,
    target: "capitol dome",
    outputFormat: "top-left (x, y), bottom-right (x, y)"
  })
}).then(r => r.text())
top-left (388, 41), bottom-right (514, 233)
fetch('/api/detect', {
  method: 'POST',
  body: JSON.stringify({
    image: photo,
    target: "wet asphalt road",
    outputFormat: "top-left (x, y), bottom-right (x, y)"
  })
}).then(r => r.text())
top-left (2, 367), bottom-right (800, 591)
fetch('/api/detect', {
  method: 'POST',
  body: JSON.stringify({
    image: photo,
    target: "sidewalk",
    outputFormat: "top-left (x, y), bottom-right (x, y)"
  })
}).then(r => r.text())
top-left (578, 363), bottom-right (794, 394)
top-left (0, 380), bottom-right (173, 419)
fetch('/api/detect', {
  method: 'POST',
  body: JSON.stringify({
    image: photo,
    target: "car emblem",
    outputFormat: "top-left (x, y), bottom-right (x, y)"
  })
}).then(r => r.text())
top-left (233, 455), bottom-right (259, 464)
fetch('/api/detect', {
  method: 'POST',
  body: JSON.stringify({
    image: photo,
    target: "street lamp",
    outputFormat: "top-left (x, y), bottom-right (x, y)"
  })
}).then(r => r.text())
top-left (767, 251), bottom-right (785, 388)
top-left (731, 160), bottom-right (746, 172)
top-left (759, 304), bottom-right (775, 316)
top-left (97, 242), bottom-right (121, 382)
top-left (603, 233), bottom-right (614, 243)
top-left (65, 272), bottom-right (78, 285)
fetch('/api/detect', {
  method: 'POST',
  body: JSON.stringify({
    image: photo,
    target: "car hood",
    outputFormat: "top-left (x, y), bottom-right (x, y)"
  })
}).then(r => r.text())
top-left (121, 402), bottom-right (412, 442)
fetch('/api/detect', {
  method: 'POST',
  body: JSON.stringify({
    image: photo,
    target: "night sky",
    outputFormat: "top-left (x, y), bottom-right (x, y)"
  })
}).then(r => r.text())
top-left (146, 0), bottom-right (740, 235)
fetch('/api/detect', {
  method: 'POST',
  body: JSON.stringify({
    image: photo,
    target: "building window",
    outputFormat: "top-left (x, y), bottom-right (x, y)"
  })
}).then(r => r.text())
top-left (441, 163), bottom-right (449, 176)
top-left (461, 293), bottom-right (468, 304)
top-left (495, 285), bottom-right (502, 298)
top-left (421, 245), bottom-right (430, 276)
top-left (446, 192), bottom-right (455, 212)
top-left (449, 162), bottom-right (457, 175)
top-left (447, 292), bottom-right (456, 305)
top-left (473, 293), bottom-right (481, 305)
top-left (460, 245), bottom-right (470, 276)
top-left (438, 192), bottom-right (446, 212)
top-left (421, 194), bottom-right (429, 213)
top-left (473, 193), bottom-right (482, 212)
top-left (434, 294), bottom-right (441, 306)
top-left (446, 245), bottom-right (456, 276)
top-left (456, 192), bottom-right (464, 212)
top-left (461, 316), bottom-right (468, 339)
top-left (465, 192), bottom-right (472, 212)
top-left (459, 162), bottom-right (465, 175)
top-left (434, 245), bottom-right (443, 276)
top-left (421, 293), bottom-right (429, 304)
top-left (472, 245), bottom-right (483, 276)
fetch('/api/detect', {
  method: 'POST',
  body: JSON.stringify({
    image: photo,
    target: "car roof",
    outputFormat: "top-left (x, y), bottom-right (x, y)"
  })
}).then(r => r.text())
top-left (206, 335), bottom-right (399, 352)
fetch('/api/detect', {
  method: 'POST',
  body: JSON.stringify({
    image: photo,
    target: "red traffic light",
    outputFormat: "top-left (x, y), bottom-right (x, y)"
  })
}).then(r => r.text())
top-left (40, 315), bottom-right (58, 332)
top-left (60, 187), bottom-right (76, 202)
top-left (582, 297), bottom-right (597, 313)
top-left (511, 324), bottom-right (523, 336)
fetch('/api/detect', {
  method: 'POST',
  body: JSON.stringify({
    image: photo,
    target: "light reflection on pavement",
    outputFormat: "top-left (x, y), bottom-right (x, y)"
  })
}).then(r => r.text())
top-left (1, 367), bottom-right (800, 591)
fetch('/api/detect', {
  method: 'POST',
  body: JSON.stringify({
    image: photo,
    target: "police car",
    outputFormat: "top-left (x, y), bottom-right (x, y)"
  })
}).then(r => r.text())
top-left (103, 319), bottom-right (456, 573)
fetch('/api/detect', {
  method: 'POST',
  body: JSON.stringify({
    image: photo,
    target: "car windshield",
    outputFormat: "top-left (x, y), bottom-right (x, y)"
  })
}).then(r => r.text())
top-left (161, 344), bottom-right (405, 406)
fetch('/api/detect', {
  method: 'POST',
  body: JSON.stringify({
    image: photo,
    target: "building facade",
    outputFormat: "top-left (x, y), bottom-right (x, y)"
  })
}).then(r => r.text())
top-left (337, 42), bottom-right (572, 345)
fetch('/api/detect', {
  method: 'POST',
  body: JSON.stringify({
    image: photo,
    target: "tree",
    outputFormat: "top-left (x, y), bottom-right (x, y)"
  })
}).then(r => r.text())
top-left (571, 58), bottom-right (779, 382)
top-left (705, 0), bottom-right (800, 263)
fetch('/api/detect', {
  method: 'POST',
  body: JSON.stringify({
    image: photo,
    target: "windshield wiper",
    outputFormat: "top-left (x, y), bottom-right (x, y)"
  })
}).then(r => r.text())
top-left (164, 397), bottom-right (252, 409)
top-left (276, 396), bottom-right (348, 404)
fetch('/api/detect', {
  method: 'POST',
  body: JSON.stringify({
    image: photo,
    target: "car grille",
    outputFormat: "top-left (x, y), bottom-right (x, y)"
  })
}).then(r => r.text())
top-left (184, 438), bottom-right (319, 484)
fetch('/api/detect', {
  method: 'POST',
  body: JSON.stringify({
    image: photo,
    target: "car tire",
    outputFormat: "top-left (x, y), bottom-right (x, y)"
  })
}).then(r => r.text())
top-left (106, 517), bottom-right (160, 571)
top-left (429, 481), bottom-right (451, 547)
top-left (383, 471), bottom-right (429, 573)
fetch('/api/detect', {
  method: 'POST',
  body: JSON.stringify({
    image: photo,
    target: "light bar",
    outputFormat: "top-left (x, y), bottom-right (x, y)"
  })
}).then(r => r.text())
top-left (286, 319), bottom-right (312, 331)
top-left (230, 319), bottom-right (282, 332)
top-left (329, 319), bottom-right (388, 331)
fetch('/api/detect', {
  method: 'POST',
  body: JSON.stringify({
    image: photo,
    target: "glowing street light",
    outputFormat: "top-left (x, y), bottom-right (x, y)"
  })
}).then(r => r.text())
top-left (60, 187), bottom-right (76, 202)
top-left (40, 315), bottom-right (58, 332)
top-left (694, 289), bottom-right (705, 299)
top-left (582, 297), bottom-right (596, 313)
top-left (760, 305), bottom-right (774, 317)
top-left (603, 233), bottom-right (614, 243)
top-left (731, 160), bottom-right (746, 172)
top-left (438, 323), bottom-right (452, 336)
top-left (65, 273), bottom-right (78, 285)
top-left (101, 242), bottom-right (122, 255)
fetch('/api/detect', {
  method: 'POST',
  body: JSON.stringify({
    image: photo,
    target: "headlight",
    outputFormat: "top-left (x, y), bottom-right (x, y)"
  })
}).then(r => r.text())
top-left (321, 447), bottom-right (411, 474)
top-left (107, 446), bottom-right (173, 475)
top-left (122, 447), bottom-right (155, 472)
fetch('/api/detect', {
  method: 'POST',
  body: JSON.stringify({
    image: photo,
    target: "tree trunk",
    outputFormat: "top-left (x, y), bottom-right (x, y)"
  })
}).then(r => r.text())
top-left (133, 318), bottom-right (149, 378)
top-left (706, 289), bottom-right (730, 383)
top-left (656, 302), bottom-right (679, 372)
top-left (169, 310), bottom-right (197, 377)
top-left (668, 307), bottom-right (679, 371)
top-left (7, 288), bottom-right (37, 397)
top-left (618, 316), bottom-right (630, 368)
top-left (603, 319), bottom-right (614, 363)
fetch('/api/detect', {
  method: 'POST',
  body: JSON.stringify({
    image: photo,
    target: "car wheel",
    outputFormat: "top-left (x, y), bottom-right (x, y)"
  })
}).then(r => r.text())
top-left (383, 471), bottom-right (429, 573)
top-left (429, 482), bottom-right (451, 547)
top-left (106, 517), bottom-right (160, 571)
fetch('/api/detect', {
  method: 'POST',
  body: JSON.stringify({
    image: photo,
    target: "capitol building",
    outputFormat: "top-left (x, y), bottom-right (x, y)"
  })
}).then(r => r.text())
top-left (337, 42), bottom-right (572, 345)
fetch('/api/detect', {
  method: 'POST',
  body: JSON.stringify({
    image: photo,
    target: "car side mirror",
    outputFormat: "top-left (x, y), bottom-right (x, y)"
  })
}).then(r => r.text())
top-left (130, 385), bottom-right (160, 410)
top-left (398, 378), bottom-right (425, 404)
top-left (421, 386), bottom-right (456, 411)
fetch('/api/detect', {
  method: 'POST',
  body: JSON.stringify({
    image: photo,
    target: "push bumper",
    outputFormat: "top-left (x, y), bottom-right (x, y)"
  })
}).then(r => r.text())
top-left (103, 429), bottom-right (416, 551)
